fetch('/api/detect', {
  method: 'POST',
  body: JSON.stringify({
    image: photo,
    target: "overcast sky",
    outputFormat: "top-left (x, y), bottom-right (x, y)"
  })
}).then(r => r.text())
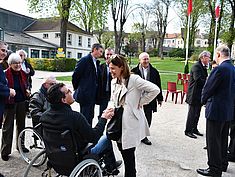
top-left (0, 0), bottom-right (181, 33)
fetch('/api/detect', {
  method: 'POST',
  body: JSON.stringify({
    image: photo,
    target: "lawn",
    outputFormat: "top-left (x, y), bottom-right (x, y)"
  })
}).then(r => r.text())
top-left (56, 57), bottom-right (194, 90)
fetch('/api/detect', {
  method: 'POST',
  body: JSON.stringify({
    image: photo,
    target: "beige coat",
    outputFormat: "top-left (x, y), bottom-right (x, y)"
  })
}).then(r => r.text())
top-left (108, 74), bottom-right (160, 149)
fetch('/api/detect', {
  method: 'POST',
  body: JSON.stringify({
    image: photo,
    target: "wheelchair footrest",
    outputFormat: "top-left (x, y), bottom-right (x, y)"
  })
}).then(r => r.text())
top-left (102, 169), bottom-right (120, 176)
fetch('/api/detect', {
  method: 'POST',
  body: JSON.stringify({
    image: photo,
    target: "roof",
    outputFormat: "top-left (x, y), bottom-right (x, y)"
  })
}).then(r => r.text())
top-left (165, 33), bottom-right (182, 39)
top-left (24, 18), bottom-right (92, 36)
top-left (4, 30), bottom-right (58, 48)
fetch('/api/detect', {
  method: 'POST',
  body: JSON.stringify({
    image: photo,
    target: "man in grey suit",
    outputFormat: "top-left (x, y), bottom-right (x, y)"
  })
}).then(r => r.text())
top-left (185, 51), bottom-right (210, 139)
top-left (197, 45), bottom-right (235, 177)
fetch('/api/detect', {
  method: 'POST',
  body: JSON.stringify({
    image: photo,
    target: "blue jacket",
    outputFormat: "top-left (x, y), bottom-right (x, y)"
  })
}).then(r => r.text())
top-left (0, 64), bottom-right (10, 124)
top-left (201, 60), bottom-right (235, 122)
top-left (72, 53), bottom-right (100, 105)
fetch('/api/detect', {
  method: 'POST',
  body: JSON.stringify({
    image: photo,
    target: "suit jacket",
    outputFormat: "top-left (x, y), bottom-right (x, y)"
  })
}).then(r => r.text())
top-left (186, 60), bottom-right (208, 105)
top-left (131, 63), bottom-right (163, 112)
top-left (72, 53), bottom-right (100, 105)
top-left (201, 60), bottom-right (235, 122)
top-left (0, 65), bottom-right (10, 126)
top-left (98, 63), bottom-right (112, 100)
top-left (109, 74), bottom-right (160, 149)
top-left (24, 60), bottom-right (35, 89)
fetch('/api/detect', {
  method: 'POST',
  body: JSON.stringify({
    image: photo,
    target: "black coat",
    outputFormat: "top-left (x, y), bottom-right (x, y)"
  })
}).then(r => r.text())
top-left (186, 61), bottom-right (208, 105)
top-left (131, 63), bottom-right (163, 112)
top-left (24, 60), bottom-right (35, 89)
top-left (72, 53), bottom-right (101, 105)
top-left (40, 103), bottom-right (107, 150)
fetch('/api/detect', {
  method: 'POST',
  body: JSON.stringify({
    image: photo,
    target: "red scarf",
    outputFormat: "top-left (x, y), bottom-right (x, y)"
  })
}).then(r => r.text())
top-left (5, 67), bottom-right (28, 104)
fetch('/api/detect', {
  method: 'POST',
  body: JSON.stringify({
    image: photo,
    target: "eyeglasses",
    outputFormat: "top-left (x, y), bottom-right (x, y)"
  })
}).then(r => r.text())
top-left (65, 89), bottom-right (72, 95)
top-left (0, 48), bottom-right (7, 53)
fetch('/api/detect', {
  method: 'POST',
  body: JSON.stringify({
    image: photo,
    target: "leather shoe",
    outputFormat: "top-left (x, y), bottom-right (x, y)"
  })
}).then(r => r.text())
top-left (193, 130), bottom-right (203, 136)
top-left (185, 132), bottom-right (197, 139)
top-left (196, 168), bottom-right (221, 177)
top-left (141, 137), bottom-right (152, 145)
top-left (1, 155), bottom-right (9, 161)
top-left (203, 146), bottom-right (207, 150)
top-left (0, 173), bottom-right (5, 177)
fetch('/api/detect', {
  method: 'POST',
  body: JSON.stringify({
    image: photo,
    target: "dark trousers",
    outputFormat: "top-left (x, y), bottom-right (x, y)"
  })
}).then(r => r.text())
top-left (1, 101), bottom-right (26, 156)
top-left (206, 119), bottom-right (229, 173)
top-left (228, 121), bottom-right (235, 157)
top-left (98, 97), bottom-right (109, 119)
top-left (80, 103), bottom-right (95, 126)
top-left (185, 104), bottom-right (202, 133)
top-left (117, 143), bottom-right (136, 177)
top-left (143, 104), bottom-right (153, 127)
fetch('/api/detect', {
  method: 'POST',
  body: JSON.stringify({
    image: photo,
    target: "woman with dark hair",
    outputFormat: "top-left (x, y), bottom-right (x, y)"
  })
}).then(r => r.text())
top-left (1, 53), bottom-right (30, 161)
top-left (107, 54), bottom-right (160, 177)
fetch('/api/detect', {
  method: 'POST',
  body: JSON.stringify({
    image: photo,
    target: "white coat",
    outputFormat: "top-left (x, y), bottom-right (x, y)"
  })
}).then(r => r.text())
top-left (108, 74), bottom-right (160, 149)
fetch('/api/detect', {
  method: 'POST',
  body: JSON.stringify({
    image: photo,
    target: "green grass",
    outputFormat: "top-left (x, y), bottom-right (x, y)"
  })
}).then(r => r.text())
top-left (56, 57), bottom-right (194, 90)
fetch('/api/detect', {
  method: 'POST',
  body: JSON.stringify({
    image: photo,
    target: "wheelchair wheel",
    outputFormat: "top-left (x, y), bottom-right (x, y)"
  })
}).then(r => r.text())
top-left (18, 127), bottom-right (46, 167)
top-left (69, 159), bottom-right (103, 177)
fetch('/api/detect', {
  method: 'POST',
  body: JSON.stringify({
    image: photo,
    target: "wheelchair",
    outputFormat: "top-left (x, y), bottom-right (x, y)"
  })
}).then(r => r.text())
top-left (18, 123), bottom-right (46, 167)
top-left (23, 126), bottom-right (120, 177)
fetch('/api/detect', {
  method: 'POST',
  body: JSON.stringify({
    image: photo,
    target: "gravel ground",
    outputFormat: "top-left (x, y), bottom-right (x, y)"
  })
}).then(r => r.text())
top-left (0, 71), bottom-right (235, 177)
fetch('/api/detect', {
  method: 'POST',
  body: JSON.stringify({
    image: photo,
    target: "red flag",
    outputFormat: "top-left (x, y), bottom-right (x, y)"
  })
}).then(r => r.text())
top-left (188, 0), bottom-right (192, 15)
top-left (215, 0), bottom-right (220, 19)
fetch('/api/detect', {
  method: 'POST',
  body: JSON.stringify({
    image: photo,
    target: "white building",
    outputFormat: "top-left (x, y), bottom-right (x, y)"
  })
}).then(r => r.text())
top-left (24, 18), bottom-right (94, 58)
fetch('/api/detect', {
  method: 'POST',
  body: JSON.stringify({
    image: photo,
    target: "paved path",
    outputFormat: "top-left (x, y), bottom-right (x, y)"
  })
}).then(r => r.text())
top-left (0, 71), bottom-right (235, 177)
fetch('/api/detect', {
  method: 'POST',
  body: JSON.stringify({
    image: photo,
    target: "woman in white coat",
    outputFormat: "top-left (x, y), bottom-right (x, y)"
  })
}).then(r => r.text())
top-left (108, 54), bottom-right (160, 177)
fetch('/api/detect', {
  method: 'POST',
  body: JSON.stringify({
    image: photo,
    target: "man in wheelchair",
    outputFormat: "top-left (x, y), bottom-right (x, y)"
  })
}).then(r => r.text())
top-left (40, 83), bottom-right (121, 176)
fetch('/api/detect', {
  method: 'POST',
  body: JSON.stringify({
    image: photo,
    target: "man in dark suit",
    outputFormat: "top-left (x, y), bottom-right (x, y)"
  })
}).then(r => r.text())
top-left (185, 51), bottom-right (210, 139)
top-left (131, 52), bottom-right (163, 145)
top-left (98, 48), bottom-right (114, 119)
top-left (72, 43), bottom-right (103, 126)
top-left (197, 45), bottom-right (235, 177)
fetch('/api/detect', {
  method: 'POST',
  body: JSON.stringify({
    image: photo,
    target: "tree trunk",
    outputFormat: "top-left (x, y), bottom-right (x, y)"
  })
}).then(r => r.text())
top-left (228, 0), bottom-right (235, 52)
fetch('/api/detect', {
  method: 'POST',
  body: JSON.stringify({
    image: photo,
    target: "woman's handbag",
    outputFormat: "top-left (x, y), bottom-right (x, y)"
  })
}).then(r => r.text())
top-left (106, 78), bottom-right (129, 141)
top-left (106, 106), bottom-right (123, 141)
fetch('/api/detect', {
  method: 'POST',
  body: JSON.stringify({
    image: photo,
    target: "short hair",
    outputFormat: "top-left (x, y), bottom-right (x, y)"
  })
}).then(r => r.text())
top-left (47, 83), bottom-right (66, 104)
top-left (43, 75), bottom-right (57, 84)
top-left (110, 54), bottom-right (130, 80)
top-left (91, 43), bottom-right (103, 52)
top-left (8, 53), bottom-right (21, 65)
top-left (216, 45), bottom-right (230, 57)
top-left (0, 41), bottom-right (8, 48)
top-left (105, 48), bottom-right (114, 57)
top-left (198, 51), bottom-right (211, 60)
top-left (16, 49), bottom-right (28, 58)
top-left (139, 52), bottom-right (149, 59)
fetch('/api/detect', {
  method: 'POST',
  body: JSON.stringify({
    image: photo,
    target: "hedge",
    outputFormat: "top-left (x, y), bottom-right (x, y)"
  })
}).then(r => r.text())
top-left (27, 58), bottom-right (77, 72)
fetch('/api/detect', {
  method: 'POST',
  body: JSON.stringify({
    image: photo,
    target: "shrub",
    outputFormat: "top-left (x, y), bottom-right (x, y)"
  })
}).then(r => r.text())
top-left (169, 48), bottom-right (185, 58)
top-left (27, 58), bottom-right (77, 72)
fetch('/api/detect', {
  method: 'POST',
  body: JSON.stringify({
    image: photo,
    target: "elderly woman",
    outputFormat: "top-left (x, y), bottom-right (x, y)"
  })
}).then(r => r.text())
top-left (1, 53), bottom-right (30, 161)
top-left (107, 54), bottom-right (160, 177)
top-left (16, 49), bottom-right (35, 90)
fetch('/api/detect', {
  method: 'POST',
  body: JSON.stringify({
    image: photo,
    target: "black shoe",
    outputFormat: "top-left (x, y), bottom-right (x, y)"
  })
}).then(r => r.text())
top-left (203, 146), bottom-right (207, 150)
top-left (0, 173), bottom-right (5, 177)
top-left (103, 160), bottom-right (122, 176)
top-left (185, 132), bottom-right (197, 139)
top-left (1, 155), bottom-right (9, 161)
top-left (193, 130), bottom-right (203, 136)
top-left (196, 168), bottom-right (221, 177)
top-left (141, 137), bottom-right (152, 145)
top-left (115, 160), bottom-right (122, 169)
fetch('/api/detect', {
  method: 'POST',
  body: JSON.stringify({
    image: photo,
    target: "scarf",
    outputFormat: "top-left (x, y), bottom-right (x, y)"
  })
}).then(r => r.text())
top-left (139, 64), bottom-right (150, 81)
top-left (5, 67), bottom-right (28, 104)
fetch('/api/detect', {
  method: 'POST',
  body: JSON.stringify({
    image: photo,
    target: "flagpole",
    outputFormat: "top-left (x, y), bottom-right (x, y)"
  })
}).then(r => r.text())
top-left (213, 19), bottom-right (218, 61)
top-left (185, 14), bottom-right (191, 66)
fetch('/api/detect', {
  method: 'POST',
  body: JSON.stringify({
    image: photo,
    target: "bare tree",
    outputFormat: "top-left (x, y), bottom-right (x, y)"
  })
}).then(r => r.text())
top-left (150, 0), bottom-right (171, 59)
top-left (111, 0), bottom-right (135, 54)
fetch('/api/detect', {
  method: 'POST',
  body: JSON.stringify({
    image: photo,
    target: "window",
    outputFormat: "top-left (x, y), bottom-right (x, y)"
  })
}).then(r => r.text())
top-left (67, 51), bottom-right (72, 58)
top-left (78, 36), bottom-right (82, 46)
top-left (42, 50), bottom-right (49, 58)
top-left (172, 40), bottom-right (175, 43)
top-left (88, 38), bottom-right (91, 47)
top-left (77, 53), bottom-right (82, 59)
top-left (31, 49), bottom-right (40, 58)
top-left (196, 40), bottom-right (200, 45)
top-left (43, 34), bottom-right (48, 39)
top-left (67, 34), bottom-right (72, 45)
top-left (55, 33), bottom-right (60, 38)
